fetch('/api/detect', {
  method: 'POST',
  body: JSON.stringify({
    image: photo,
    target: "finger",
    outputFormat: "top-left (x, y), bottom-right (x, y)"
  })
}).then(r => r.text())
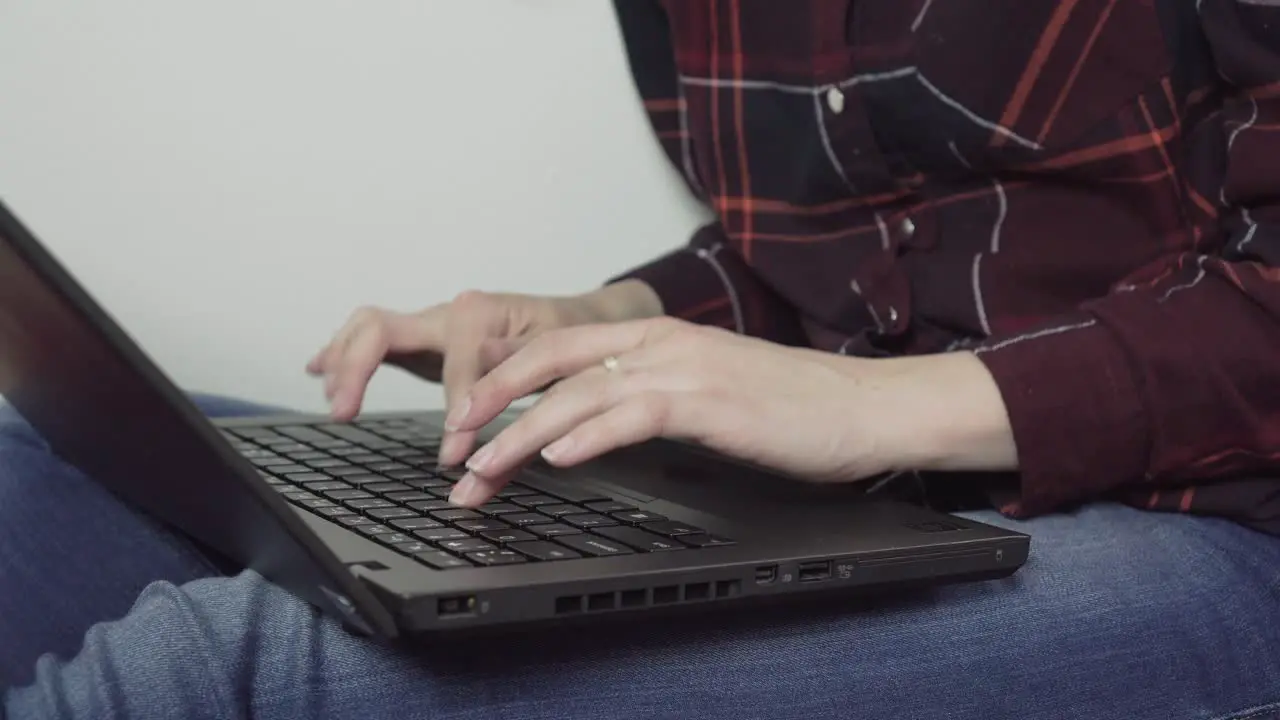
top-left (448, 468), bottom-right (520, 508)
top-left (457, 321), bottom-right (653, 432)
top-left (460, 368), bottom-right (618, 485)
top-left (539, 395), bottom-right (673, 468)
top-left (329, 310), bottom-right (443, 420)
top-left (327, 323), bottom-right (388, 420)
top-left (437, 314), bottom-right (498, 467)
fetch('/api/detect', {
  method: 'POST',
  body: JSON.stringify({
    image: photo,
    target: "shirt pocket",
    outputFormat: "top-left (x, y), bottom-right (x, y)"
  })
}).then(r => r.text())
top-left (909, 0), bottom-right (1172, 160)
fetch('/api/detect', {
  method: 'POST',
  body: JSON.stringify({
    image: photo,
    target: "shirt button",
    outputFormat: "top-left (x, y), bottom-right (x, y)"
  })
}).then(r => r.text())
top-left (900, 217), bottom-right (916, 239)
top-left (826, 87), bottom-right (846, 115)
top-left (889, 307), bottom-right (900, 324)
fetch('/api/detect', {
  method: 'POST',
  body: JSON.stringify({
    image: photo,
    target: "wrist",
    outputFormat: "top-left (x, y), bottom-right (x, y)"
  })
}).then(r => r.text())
top-left (855, 352), bottom-right (1019, 474)
top-left (574, 280), bottom-right (665, 324)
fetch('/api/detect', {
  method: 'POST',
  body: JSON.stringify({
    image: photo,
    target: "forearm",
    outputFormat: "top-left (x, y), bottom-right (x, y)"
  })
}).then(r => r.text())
top-left (576, 279), bottom-right (664, 324)
top-left (826, 351), bottom-right (1019, 476)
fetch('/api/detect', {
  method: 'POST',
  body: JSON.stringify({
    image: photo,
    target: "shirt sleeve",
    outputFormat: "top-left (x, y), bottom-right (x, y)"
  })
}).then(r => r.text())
top-left (606, 0), bottom-right (806, 346)
top-left (972, 0), bottom-right (1280, 517)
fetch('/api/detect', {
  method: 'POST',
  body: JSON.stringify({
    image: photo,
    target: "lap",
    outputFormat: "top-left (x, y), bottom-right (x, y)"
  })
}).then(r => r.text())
top-left (10, 501), bottom-right (1280, 718)
top-left (0, 395), bottom-right (280, 689)
top-left (3, 397), bottom-right (1280, 719)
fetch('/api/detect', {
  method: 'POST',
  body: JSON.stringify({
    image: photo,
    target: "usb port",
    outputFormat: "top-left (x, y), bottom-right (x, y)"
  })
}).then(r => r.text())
top-left (798, 561), bottom-right (832, 583)
top-left (437, 595), bottom-right (477, 617)
top-left (754, 565), bottom-right (778, 585)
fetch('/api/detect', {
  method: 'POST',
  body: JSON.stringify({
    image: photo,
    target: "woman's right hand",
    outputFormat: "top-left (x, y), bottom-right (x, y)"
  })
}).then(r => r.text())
top-left (306, 280), bottom-right (662, 466)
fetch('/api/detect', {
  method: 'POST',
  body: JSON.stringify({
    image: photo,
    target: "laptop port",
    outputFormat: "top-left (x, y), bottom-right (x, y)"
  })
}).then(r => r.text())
top-left (437, 595), bottom-right (477, 618)
top-left (754, 565), bottom-right (778, 585)
top-left (798, 561), bottom-right (832, 583)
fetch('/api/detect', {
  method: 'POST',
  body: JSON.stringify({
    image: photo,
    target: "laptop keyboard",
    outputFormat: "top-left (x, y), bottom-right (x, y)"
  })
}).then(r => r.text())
top-left (224, 417), bottom-right (734, 570)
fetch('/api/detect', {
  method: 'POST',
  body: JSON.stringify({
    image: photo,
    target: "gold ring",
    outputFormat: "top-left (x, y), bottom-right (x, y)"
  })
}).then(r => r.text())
top-left (602, 355), bottom-right (620, 372)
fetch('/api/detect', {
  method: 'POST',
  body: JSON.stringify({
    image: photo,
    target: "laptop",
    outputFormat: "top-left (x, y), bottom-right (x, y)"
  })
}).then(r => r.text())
top-left (0, 199), bottom-right (1029, 640)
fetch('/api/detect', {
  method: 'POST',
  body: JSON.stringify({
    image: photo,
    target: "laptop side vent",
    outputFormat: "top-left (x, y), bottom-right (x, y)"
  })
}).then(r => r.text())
top-left (554, 579), bottom-right (742, 616)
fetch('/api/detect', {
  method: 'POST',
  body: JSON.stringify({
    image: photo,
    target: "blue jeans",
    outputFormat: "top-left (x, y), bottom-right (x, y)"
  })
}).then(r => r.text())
top-left (3, 397), bottom-right (1280, 720)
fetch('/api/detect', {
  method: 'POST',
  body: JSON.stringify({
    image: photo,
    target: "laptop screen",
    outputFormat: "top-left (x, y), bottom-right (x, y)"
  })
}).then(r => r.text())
top-left (0, 200), bottom-right (396, 637)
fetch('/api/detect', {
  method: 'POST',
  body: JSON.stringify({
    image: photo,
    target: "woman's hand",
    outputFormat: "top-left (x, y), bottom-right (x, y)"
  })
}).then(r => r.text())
top-left (444, 317), bottom-right (1018, 507)
top-left (306, 280), bottom-right (662, 466)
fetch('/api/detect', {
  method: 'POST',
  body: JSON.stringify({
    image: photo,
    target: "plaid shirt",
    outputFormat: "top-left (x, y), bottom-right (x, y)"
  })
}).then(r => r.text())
top-left (609, 0), bottom-right (1280, 534)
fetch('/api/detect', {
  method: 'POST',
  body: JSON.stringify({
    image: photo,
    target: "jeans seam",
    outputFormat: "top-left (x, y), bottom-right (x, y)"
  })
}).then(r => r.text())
top-left (1211, 699), bottom-right (1280, 720)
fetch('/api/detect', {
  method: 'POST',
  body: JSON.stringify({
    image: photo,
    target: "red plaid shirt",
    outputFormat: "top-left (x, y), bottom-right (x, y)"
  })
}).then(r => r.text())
top-left (609, 0), bottom-right (1280, 534)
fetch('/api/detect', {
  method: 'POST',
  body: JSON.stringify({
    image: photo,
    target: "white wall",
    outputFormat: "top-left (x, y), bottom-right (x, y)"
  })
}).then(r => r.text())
top-left (0, 1), bottom-right (706, 413)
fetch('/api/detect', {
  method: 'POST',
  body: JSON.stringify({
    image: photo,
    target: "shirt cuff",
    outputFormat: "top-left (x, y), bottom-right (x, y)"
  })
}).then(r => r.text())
top-left (973, 318), bottom-right (1150, 517)
top-left (607, 224), bottom-right (806, 345)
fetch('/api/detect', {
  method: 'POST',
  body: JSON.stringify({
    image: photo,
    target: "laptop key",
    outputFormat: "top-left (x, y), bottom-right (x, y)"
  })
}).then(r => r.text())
top-left (511, 494), bottom-right (560, 508)
top-left (393, 541), bottom-right (433, 555)
top-left (454, 519), bottom-right (511, 533)
top-left (537, 504), bottom-right (583, 518)
top-left (641, 521), bottom-right (703, 537)
top-left (563, 513), bottom-right (618, 529)
top-left (508, 541), bottom-right (583, 561)
top-left (390, 517), bottom-right (444, 531)
top-left (343, 474), bottom-right (386, 486)
top-left (555, 534), bottom-right (635, 557)
top-left (268, 464), bottom-right (310, 475)
top-left (521, 478), bottom-right (610, 504)
top-left (385, 492), bottom-right (434, 503)
top-left (503, 513), bottom-right (554, 527)
top-left (478, 529), bottom-right (538, 544)
top-left (302, 481), bottom-right (351, 492)
top-left (584, 501), bottom-right (637, 514)
top-left (324, 489), bottom-right (373, 501)
top-left (408, 500), bottom-right (455, 512)
top-left (327, 467), bottom-right (369, 477)
top-left (305, 459), bottom-right (349, 469)
top-left (415, 551), bottom-right (472, 569)
top-left (346, 498), bottom-right (395, 510)
top-left (317, 506), bottom-right (356, 518)
top-left (466, 550), bottom-right (528, 566)
top-left (495, 485), bottom-right (538, 499)
top-left (338, 515), bottom-right (375, 527)
top-left (367, 507), bottom-right (418, 521)
top-left (431, 508), bottom-right (480, 522)
top-left (527, 523), bottom-right (583, 538)
top-left (477, 503), bottom-right (523, 516)
top-left (357, 524), bottom-right (394, 536)
top-left (284, 472), bottom-right (331, 483)
top-left (299, 498), bottom-right (337, 510)
top-left (594, 526), bottom-right (685, 552)
top-left (611, 510), bottom-right (667, 525)
top-left (679, 534), bottom-right (736, 548)
top-left (365, 482), bottom-right (412, 494)
top-left (438, 538), bottom-right (496, 554)
top-left (405, 478), bottom-right (451, 490)
top-left (368, 462), bottom-right (410, 473)
top-left (348, 454), bottom-right (387, 464)
top-left (415, 528), bottom-right (468, 542)
top-left (378, 533), bottom-right (416, 545)
top-left (387, 470), bottom-right (436, 481)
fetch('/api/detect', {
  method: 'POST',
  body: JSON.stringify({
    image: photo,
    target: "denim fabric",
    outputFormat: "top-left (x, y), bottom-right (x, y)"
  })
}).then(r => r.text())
top-left (3, 397), bottom-right (1280, 720)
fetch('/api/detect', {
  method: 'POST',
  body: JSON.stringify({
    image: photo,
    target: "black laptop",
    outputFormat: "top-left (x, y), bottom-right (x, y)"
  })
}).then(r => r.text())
top-left (0, 199), bottom-right (1028, 639)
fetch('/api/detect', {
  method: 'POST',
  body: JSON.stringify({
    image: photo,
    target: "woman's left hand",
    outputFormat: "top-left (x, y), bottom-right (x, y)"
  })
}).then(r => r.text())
top-left (443, 317), bottom-right (1016, 507)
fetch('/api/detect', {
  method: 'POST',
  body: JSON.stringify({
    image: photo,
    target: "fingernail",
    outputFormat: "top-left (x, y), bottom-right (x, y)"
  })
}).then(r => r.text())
top-left (541, 436), bottom-right (573, 463)
top-left (444, 397), bottom-right (471, 431)
top-left (466, 442), bottom-right (495, 473)
top-left (449, 472), bottom-right (485, 506)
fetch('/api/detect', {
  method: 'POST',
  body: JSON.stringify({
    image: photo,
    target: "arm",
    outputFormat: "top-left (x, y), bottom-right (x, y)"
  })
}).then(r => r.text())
top-left (899, 0), bottom-right (1280, 516)
top-left (606, 0), bottom-right (807, 346)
